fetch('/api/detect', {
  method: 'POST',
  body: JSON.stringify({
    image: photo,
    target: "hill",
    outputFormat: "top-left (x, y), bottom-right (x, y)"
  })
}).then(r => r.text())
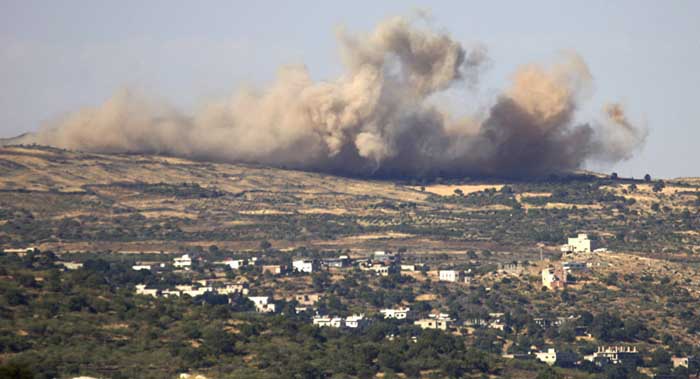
top-left (0, 145), bottom-right (699, 258)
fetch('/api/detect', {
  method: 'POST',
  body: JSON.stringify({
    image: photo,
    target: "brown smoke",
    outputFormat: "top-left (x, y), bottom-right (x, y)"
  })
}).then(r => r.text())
top-left (26, 16), bottom-right (645, 178)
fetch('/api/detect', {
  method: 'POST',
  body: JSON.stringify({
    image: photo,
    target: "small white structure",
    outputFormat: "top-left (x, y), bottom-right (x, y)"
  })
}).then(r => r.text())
top-left (248, 296), bottom-right (276, 313)
top-left (2, 247), bottom-right (38, 255)
top-left (292, 259), bottom-right (317, 273)
top-left (380, 308), bottom-right (411, 319)
top-left (173, 254), bottom-right (192, 269)
top-left (561, 234), bottom-right (592, 253)
top-left (400, 264), bottom-right (418, 272)
top-left (671, 356), bottom-right (695, 368)
top-left (132, 264), bottom-right (151, 271)
top-left (439, 270), bottom-right (463, 282)
top-left (414, 318), bottom-right (450, 330)
top-left (344, 314), bottom-right (366, 328)
top-left (162, 289), bottom-right (181, 297)
top-left (182, 286), bottom-right (213, 297)
top-left (217, 284), bottom-right (249, 296)
top-left (313, 315), bottom-right (344, 328)
top-left (220, 259), bottom-right (246, 270)
top-left (179, 374), bottom-right (209, 379)
top-left (542, 267), bottom-right (566, 290)
top-left (262, 265), bottom-right (285, 275)
top-left (60, 262), bottom-right (84, 270)
top-left (535, 348), bottom-right (558, 366)
top-left (135, 284), bottom-right (158, 297)
top-left (371, 265), bottom-right (390, 276)
top-left (295, 293), bottom-right (321, 306)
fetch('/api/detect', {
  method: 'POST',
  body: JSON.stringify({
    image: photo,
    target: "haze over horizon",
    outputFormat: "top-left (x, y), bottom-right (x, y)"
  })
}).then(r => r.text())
top-left (1, 1), bottom-right (698, 179)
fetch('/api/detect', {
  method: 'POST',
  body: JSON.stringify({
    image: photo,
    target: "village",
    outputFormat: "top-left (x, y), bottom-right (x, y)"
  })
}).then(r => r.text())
top-left (4, 230), bottom-right (700, 378)
top-left (43, 232), bottom-right (685, 375)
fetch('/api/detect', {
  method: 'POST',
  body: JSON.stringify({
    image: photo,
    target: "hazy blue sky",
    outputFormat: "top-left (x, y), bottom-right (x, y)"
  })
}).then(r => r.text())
top-left (1, 1), bottom-right (698, 178)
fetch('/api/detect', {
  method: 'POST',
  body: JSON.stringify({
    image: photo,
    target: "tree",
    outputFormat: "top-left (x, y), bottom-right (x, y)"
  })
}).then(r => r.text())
top-left (652, 181), bottom-right (665, 193)
top-left (535, 366), bottom-right (561, 379)
top-left (611, 172), bottom-right (618, 180)
top-left (644, 174), bottom-right (652, 182)
top-left (650, 347), bottom-right (671, 367)
top-left (202, 326), bottom-right (236, 355)
top-left (0, 362), bottom-right (34, 379)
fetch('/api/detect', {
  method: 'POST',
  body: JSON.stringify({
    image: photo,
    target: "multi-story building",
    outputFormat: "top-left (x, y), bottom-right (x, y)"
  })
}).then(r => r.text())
top-left (561, 234), bottom-right (593, 253)
top-left (439, 270), bottom-right (464, 282)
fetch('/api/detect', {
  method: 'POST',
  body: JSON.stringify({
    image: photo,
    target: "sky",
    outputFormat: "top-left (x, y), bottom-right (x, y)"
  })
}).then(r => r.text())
top-left (1, 1), bottom-right (698, 179)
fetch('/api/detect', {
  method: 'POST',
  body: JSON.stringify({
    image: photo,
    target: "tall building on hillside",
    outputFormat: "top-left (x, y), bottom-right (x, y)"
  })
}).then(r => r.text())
top-left (561, 234), bottom-right (593, 253)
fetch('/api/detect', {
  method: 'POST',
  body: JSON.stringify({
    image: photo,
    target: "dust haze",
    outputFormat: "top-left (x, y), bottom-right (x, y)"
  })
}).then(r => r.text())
top-left (21, 16), bottom-right (646, 178)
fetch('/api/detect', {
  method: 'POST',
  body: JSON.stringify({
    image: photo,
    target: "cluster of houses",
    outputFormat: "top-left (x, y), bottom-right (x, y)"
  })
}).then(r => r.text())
top-left (312, 314), bottom-right (368, 328)
top-left (309, 308), bottom-right (515, 335)
top-left (528, 345), bottom-right (696, 370)
top-left (504, 345), bottom-right (639, 369)
top-left (134, 281), bottom-right (278, 313)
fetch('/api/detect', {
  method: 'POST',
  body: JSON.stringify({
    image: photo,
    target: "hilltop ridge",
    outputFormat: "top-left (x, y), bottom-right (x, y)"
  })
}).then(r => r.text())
top-left (0, 145), bottom-right (698, 257)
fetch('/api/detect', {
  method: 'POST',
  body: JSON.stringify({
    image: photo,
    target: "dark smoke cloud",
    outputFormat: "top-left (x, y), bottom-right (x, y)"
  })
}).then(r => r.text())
top-left (21, 16), bottom-right (645, 178)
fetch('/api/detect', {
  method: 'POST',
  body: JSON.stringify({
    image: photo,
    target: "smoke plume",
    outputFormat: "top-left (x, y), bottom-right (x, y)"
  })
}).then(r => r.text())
top-left (26, 16), bottom-right (645, 178)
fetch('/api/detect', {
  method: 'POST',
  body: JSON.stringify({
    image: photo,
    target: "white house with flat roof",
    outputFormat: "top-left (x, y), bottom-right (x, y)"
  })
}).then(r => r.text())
top-left (380, 308), bottom-right (411, 319)
top-left (561, 234), bottom-right (593, 253)
top-left (535, 348), bottom-right (558, 366)
top-left (439, 270), bottom-right (464, 282)
top-left (292, 259), bottom-right (317, 273)
top-left (313, 315), bottom-right (344, 328)
top-left (248, 296), bottom-right (276, 313)
top-left (345, 314), bottom-right (366, 328)
top-left (173, 254), bottom-right (192, 269)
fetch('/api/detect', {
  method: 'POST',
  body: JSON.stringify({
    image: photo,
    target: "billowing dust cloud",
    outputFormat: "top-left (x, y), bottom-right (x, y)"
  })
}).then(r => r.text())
top-left (29, 16), bottom-right (646, 178)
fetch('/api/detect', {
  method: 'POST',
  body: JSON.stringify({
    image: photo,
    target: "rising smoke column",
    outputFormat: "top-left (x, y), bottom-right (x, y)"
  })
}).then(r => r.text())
top-left (30, 16), bottom-right (646, 178)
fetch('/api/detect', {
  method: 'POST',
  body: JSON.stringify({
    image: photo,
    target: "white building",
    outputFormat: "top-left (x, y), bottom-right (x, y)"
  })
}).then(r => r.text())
top-left (542, 267), bottom-right (566, 290)
top-left (217, 284), bottom-right (249, 296)
top-left (220, 259), bottom-right (246, 270)
top-left (535, 348), bottom-right (558, 366)
top-left (400, 264), bottom-right (418, 272)
top-left (60, 262), bottom-right (83, 270)
top-left (345, 314), bottom-right (366, 328)
top-left (2, 247), bottom-right (38, 255)
top-left (248, 296), bottom-right (276, 313)
top-left (561, 234), bottom-right (592, 253)
top-left (313, 315), bottom-right (344, 328)
top-left (380, 308), bottom-right (411, 319)
top-left (173, 254), bottom-right (192, 269)
top-left (584, 346), bottom-right (638, 365)
top-left (262, 265), bottom-right (285, 275)
top-left (292, 259), bottom-right (317, 273)
top-left (371, 265), bottom-right (391, 276)
top-left (671, 356), bottom-right (696, 368)
top-left (181, 286), bottom-right (213, 297)
top-left (439, 270), bottom-right (463, 282)
top-left (414, 318), bottom-right (450, 330)
top-left (135, 284), bottom-right (159, 297)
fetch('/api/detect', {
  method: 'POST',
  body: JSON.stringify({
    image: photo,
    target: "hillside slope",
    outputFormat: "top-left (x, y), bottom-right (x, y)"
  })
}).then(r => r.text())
top-left (0, 145), bottom-right (698, 257)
